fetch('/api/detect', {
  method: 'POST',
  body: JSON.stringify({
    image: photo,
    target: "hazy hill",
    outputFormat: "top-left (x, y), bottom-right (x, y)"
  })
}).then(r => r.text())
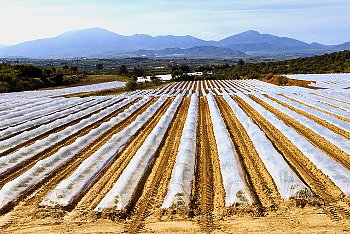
top-left (216, 30), bottom-right (308, 47)
top-left (0, 28), bottom-right (348, 58)
top-left (335, 42), bottom-right (350, 50)
top-left (120, 46), bottom-right (248, 58)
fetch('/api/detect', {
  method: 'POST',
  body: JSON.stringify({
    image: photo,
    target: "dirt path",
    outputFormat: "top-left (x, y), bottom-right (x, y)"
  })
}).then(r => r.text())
top-left (216, 96), bottom-right (282, 208)
top-left (190, 97), bottom-right (225, 233)
top-left (234, 96), bottom-right (343, 203)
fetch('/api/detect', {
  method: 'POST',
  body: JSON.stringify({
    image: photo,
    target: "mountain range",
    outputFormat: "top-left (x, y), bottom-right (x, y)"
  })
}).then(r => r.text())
top-left (0, 27), bottom-right (349, 59)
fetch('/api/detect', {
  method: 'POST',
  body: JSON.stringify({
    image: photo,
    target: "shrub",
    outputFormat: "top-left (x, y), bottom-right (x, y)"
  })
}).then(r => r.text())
top-left (277, 75), bottom-right (289, 85)
top-left (125, 79), bottom-right (138, 91)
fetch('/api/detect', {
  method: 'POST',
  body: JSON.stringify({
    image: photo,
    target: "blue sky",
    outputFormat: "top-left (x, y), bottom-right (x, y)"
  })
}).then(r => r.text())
top-left (0, 0), bottom-right (349, 45)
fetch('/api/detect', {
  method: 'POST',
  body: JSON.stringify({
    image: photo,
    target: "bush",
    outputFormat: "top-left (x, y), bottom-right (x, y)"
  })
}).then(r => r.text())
top-left (277, 75), bottom-right (289, 85)
top-left (126, 80), bottom-right (138, 91)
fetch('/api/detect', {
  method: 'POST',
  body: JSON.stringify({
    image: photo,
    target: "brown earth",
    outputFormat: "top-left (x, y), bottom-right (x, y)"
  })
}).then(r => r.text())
top-left (2, 204), bottom-right (350, 233)
top-left (2, 84), bottom-right (350, 233)
top-left (261, 75), bottom-right (318, 89)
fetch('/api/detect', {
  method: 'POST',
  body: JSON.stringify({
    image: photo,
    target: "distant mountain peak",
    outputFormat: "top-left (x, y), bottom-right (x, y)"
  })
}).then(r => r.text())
top-left (241, 30), bottom-right (261, 35)
top-left (59, 27), bottom-right (118, 37)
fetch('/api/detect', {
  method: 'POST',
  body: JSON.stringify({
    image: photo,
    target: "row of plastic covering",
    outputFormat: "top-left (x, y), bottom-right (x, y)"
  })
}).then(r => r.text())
top-left (0, 97), bottom-right (58, 112)
top-left (309, 94), bottom-right (350, 111)
top-left (0, 97), bottom-right (121, 154)
top-left (0, 81), bottom-right (125, 99)
top-left (269, 94), bottom-right (350, 133)
top-left (0, 97), bottom-right (82, 123)
top-left (0, 96), bottom-right (139, 177)
top-left (206, 93), bottom-right (252, 205)
top-left (94, 94), bottom-right (183, 211)
top-left (237, 93), bottom-right (350, 195)
top-left (316, 89), bottom-right (350, 102)
top-left (301, 93), bottom-right (350, 114)
top-left (0, 97), bottom-right (86, 129)
top-left (0, 97), bottom-right (107, 140)
top-left (162, 94), bottom-right (199, 208)
top-left (254, 94), bottom-right (350, 155)
top-left (223, 93), bottom-right (310, 199)
top-left (0, 95), bottom-right (150, 209)
top-left (286, 74), bottom-right (350, 89)
top-left (40, 96), bottom-right (168, 207)
top-left (0, 98), bottom-right (55, 117)
top-left (285, 94), bottom-right (350, 120)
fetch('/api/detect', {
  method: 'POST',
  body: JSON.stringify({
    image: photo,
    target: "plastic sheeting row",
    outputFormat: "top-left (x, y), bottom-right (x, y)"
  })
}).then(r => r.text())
top-left (0, 97), bottom-right (120, 154)
top-left (285, 94), bottom-right (350, 120)
top-left (40, 96), bottom-right (168, 207)
top-left (0, 96), bottom-right (139, 177)
top-left (206, 93), bottom-right (252, 205)
top-left (238, 93), bottom-right (350, 195)
top-left (0, 96), bottom-right (148, 209)
top-left (223, 93), bottom-right (310, 199)
top-left (268, 94), bottom-right (350, 133)
top-left (162, 93), bottom-right (199, 208)
top-left (0, 97), bottom-right (106, 141)
top-left (94, 94), bottom-right (183, 211)
top-left (254, 94), bottom-right (350, 155)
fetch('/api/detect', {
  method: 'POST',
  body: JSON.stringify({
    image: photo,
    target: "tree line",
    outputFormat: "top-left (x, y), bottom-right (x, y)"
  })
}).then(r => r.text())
top-left (0, 63), bottom-right (85, 92)
top-left (174, 50), bottom-right (350, 81)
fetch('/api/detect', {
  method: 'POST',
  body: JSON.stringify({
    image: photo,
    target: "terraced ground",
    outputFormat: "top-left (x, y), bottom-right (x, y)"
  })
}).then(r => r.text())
top-left (1, 79), bottom-right (350, 233)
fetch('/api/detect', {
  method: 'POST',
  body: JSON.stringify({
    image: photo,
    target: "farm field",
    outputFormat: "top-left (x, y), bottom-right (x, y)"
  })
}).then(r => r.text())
top-left (1, 77), bottom-right (350, 233)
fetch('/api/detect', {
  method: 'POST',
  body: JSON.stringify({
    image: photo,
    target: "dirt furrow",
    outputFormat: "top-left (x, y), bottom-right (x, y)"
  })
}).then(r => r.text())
top-left (250, 95), bottom-right (350, 172)
top-left (266, 95), bottom-right (350, 140)
top-left (74, 99), bottom-right (173, 213)
top-left (234, 96), bottom-right (343, 203)
top-left (124, 98), bottom-right (190, 233)
top-left (190, 97), bottom-right (225, 232)
top-left (0, 99), bottom-right (138, 189)
top-left (216, 96), bottom-right (282, 208)
top-left (281, 94), bottom-right (350, 123)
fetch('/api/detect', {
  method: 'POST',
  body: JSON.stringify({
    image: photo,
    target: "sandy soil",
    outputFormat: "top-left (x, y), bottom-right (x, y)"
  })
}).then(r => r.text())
top-left (1, 204), bottom-right (350, 233)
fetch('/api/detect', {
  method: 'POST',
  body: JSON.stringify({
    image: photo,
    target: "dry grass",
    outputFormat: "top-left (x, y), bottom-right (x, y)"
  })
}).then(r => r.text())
top-left (40, 75), bottom-right (129, 91)
top-left (261, 74), bottom-right (320, 89)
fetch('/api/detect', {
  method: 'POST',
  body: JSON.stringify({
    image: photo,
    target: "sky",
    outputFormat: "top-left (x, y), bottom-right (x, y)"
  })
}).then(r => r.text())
top-left (0, 0), bottom-right (349, 46)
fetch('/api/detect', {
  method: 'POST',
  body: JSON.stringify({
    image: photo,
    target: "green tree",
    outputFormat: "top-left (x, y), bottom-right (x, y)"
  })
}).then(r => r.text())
top-left (125, 79), bottom-right (138, 91)
top-left (118, 65), bottom-right (128, 75)
top-left (237, 59), bottom-right (245, 66)
top-left (96, 63), bottom-right (103, 74)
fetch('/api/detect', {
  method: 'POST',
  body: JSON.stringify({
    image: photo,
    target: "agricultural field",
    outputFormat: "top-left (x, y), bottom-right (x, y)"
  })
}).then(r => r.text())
top-left (0, 77), bottom-right (350, 233)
